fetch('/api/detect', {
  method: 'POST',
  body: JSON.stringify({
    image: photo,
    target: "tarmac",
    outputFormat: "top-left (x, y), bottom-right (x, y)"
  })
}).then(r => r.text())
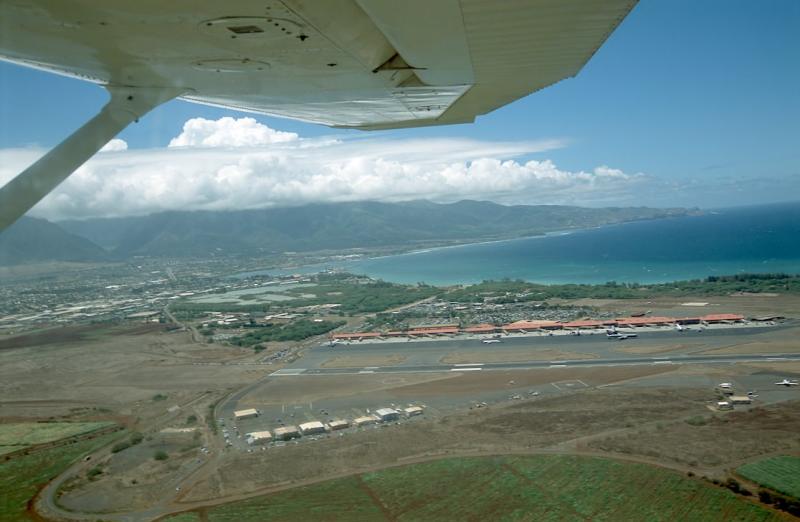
top-left (272, 324), bottom-right (798, 376)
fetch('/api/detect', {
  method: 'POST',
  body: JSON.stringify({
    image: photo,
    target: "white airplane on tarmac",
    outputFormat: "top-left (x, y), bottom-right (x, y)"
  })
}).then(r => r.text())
top-left (774, 379), bottom-right (799, 386)
top-left (0, 1), bottom-right (638, 232)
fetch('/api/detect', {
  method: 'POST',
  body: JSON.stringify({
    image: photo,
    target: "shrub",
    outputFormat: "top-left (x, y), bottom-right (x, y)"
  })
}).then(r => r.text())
top-left (111, 441), bottom-right (131, 453)
top-left (154, 450), bottom-right (168, 461)
top-left (685, 416), bottom-right (707, 427)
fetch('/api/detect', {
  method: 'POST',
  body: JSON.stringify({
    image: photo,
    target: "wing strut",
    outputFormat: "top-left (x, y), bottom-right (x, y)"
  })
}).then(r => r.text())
top-left (0, 86), bottom-right (184, 231)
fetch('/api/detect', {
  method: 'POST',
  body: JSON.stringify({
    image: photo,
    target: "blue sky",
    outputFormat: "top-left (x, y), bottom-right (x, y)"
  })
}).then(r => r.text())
top-left (1, 0), bottom-right (798, 217)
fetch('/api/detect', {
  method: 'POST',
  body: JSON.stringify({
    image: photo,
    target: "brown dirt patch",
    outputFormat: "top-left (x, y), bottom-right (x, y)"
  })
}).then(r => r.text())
top-left (0, 324), bottom-right (100, 350)
top-left (181, 386), bottom-right (711, 505)
top-left (0, 323), bottom-right (166, 351)
top-left (388, 366), bottom-right (678, 397)
top-left (613, 343), bottom-right (707, 355)
top-left (588, 400), bottom-right (800, 469)
top-left (699, 340), bottom-right (800, 356)
top-left (321, 354), bottom-right (407, 368)
top-left (441, 349), bottom-right (596, 364)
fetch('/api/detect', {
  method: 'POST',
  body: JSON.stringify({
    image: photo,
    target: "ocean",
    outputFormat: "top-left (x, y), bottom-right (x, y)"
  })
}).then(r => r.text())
top-left (247, 202), bottom-right (800, 286)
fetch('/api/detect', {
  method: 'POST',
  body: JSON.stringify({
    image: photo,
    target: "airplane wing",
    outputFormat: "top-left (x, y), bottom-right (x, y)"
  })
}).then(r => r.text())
top-left (0, 0), bottom-right (637, 230)
top-left (0, 0), bottom-right (636, 129)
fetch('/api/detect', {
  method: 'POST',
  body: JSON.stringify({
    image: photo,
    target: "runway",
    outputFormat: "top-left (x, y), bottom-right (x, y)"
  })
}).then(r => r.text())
top-left (271, 353), bottom-right (800, 376)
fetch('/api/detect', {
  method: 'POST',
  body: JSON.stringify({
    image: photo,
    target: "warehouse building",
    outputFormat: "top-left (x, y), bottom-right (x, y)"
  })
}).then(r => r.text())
top-left (327, 419), bottom-right (350, 431)
top-left (299, 421), bottom-right (326, 435)
top-left (273, 425), bottom-right (301, 441)
top-left (404, 406), bottom-right (424, 417)
top-left (246, 431), bottom-right (272, 444)
top-left (375, 408), bottom-right (400, 422)
top-left (353, 415), bottom-right (378, 427)
top-left (233, 408), bottom-right (259, 421)
top-left (730, 395), bottom-right (752, 405)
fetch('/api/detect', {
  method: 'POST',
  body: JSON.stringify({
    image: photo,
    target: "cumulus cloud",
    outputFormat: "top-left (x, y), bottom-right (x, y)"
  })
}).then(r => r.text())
top-left (0, 117), bottom-right (646, 220)
top-left (168, 117), bottom-right (298, 148)
top-left (99, 138), bottom-right (128, 152)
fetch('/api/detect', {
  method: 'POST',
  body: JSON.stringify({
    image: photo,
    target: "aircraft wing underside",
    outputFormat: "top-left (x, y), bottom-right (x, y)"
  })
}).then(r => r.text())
top-left (0, 0), bottom-right (636, 129)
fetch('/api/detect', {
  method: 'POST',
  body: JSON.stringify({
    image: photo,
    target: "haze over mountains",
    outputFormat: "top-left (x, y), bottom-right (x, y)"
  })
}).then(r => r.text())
top-left (0, 201), bottom-right (692, 265)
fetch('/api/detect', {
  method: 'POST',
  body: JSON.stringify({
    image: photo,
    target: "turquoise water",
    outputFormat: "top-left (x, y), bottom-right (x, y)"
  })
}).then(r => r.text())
top-left (245, 202), bottom-right (800, 285)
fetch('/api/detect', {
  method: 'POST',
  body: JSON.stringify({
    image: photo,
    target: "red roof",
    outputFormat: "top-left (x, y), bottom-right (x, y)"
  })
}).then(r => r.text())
top-left (615, 316), bottom-right (675, 325)
top-left (561, 320), bottom-right (605, 328)
top-left (503, 320), bottom-right (560, 330)
top-left (463, 324), bottom-right (499, 333)
top-left (701, 313), bottom-right (744, 321)
top-left (411, 324), bottom-right (459, 331)
top-left (332, 332), bottom-right (382, 339)
top-left (407, 327), bottom-right (459, 335)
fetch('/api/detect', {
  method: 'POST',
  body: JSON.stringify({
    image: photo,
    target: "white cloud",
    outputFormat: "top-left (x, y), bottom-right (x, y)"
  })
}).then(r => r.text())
top-left (99, 138), bottom-right (128, 152)
top-left (168, 117), bottom-right (298, 148)
top-left (0, 117), bottom-right (647, 220)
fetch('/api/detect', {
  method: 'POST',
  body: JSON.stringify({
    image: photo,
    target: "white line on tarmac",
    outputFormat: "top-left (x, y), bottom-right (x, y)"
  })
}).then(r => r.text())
top-left (358, 370), bottom-right (375, 374)
top-left (767, 357), bottom-right (788, 361)
top-left (551, 382), bottom-right (562, 390)
top-left (653, 361), bottom-right (673, 364)
top-left (549, 364), bottom-right (567, 368)
top-left (453, 363), bottom-right (484, 367)
top-left (451, 367), bottom-right (482, 371)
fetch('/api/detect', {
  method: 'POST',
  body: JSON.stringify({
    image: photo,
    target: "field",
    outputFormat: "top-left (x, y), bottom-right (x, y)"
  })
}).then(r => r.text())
top-left (163, 455), bottom-right (786, 521)
top-left (0, 421), bottom-right (114, 447)
top-left (738, 456), bottom-right (800, 499)
top-left (0, 431), bottom-right (119, 521)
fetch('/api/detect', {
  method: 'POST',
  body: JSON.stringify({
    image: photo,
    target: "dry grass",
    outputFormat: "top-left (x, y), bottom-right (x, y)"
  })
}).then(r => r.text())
top-left (441, 349), bottom-right (597, 364)
top-left (320, 354), bottom-right (407, 368)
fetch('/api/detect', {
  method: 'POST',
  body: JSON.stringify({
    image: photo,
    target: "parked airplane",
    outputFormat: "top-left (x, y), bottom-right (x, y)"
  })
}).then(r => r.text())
top-left (718, 382), bottom-right (733, 389)
top-left (774, 379), bottom-right (799, 386)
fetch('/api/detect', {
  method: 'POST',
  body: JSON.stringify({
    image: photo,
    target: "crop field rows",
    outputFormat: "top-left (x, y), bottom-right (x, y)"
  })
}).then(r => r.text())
top-left (0, 421), bottom-right (115, 451)
top-left (164, 455), bottom-right (787, 521)
top-left (738, 456), bottom-right (800, 499)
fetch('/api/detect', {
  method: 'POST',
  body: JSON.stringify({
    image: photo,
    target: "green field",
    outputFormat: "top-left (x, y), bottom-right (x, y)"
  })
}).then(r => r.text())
top-left (0, 421), bottom-right (114, 448)
top-left (0, 431), bottom-right (119, 521)
top-left (0, 446), bottom-right (25, 457)
top-left (738, 456), bottom-right (800, 499)
top-left (164, 455), bottom-right (784, 521)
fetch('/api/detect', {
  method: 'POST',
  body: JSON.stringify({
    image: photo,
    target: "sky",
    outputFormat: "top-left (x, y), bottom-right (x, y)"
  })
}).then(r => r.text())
top-left (0, 0), bottom-right (798, 221)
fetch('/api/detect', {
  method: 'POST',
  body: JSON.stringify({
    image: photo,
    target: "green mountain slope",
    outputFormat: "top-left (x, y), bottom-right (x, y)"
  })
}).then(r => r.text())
top-left (59, 200), bottom-right (691, 258)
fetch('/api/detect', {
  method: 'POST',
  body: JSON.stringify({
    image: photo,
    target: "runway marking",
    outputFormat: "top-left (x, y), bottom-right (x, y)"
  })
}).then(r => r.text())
top-left (451, 367), bottom-right (482, 371)
top-left (551, 382), bottom-right (562, 390)
top-left (549, 364), bottom-right (567, 368)
top-left (652, 356), bottom-right (670, 360)
top-left (767, 357), bottom-right (788, 361)
top-left (270, 368), bottom-right (306, 376)
top-left (358, 370), bottom-right (375, 374)
top-left (453, 363), bottom-right (484, 367)
top-left (576, 379), bottom-right (588, 387)
top-left (653, 360), bottom-right (673, 365)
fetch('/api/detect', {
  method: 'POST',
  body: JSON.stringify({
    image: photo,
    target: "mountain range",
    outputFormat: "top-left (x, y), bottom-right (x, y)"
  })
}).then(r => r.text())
top-left (0, 201), bottom-right (693, 265)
